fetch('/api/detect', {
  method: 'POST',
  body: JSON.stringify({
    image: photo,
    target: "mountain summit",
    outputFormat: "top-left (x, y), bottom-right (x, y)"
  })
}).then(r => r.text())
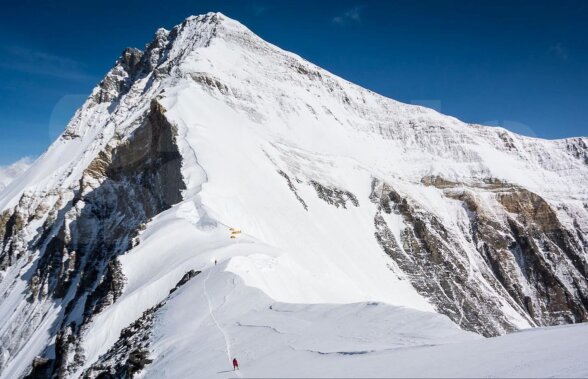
top-left (0, 13), bottom-right (587, 378)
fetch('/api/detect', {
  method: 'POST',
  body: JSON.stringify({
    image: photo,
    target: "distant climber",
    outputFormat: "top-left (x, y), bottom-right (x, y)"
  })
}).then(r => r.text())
top-left (233, 357), bottom-right (239, 371)
top-left (214, 259), bottom-right (217, 266)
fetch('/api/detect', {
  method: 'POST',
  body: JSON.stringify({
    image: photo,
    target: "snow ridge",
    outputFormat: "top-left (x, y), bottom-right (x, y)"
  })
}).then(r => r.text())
top-left (203, 266), bottom-right (236, 369)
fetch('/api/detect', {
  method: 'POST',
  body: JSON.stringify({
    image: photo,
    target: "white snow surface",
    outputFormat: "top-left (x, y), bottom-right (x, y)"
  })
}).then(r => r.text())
top-left (1, 12), bottom-right (587, 378)
top-left (144, 264), bottom-right (588, 378)
top-left (0, 157), bottom-right (32, 193)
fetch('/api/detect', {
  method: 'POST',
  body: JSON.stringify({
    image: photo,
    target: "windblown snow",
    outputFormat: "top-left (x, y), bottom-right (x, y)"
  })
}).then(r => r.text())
top-left (0, 12), bottom-right (586, 379)
top-left (0, 157), bottom-right (32, 193)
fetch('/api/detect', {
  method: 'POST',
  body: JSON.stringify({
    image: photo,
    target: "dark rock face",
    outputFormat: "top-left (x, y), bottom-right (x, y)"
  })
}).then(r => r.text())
top-left (0, 208), bottom-right (26, 270)
top-left (277, 170), bottom-right (308, 211)
top-left (0, 190), bottom-right (53, 271)
top-left (169, 269), bottom-right (201, 294)
top-left (82, 303), bottom-right (160, 379)
top-left (310, 180), bottom-right (358, 209)
top-left (493, 190), bottom-right (588, 323)
top-left (92, 38), bottom-right (171, 107)
top-left (371, 180), bottom-right (520, 336)
top-left (276, 173), bottom-right (359, 211)
top-left (24, 357), bottom-right (53, 379)
top-left (189, 73), bottom-right (230, 95)
top-left (372, 177), bottom-right (588, 336)
top-left (565, 137), bottom-right (588, 165)
top-left (445, 187), bottom-right (588, 327)
top-left (13, 101), bottom-right (186, 378)
top-left (82, 270), bottom-right (200, 379)
top-left (92, 48), bottom-right (144, 105)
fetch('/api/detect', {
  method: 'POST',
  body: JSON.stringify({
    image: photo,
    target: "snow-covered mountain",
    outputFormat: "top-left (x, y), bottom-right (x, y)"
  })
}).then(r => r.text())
top-left (1, 12), bottom-right (587, 378)
top-left (0, 158), bottom-right (32, 193)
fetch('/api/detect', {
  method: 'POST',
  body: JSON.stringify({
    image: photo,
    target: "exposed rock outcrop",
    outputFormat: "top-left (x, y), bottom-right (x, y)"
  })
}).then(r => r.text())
top-left (310, 180), bottom-right (358, 209)
top-left (278, 170), bottom-right (308, 211)
top-left (373, 176), bottom-right (588, 336)
top-left (82, 270), bottom-right (200, 379)
top-left (15, 100), bottom-right (186, 377)
top-left (371, 179), bottom-right (522, 336)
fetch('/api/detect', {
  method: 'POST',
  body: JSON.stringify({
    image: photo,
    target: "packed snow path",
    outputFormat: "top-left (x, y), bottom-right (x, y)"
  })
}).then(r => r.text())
top-left (203, 265), bottom-right (243, 377)
top-left (145, 267), bottom-right (588, 378)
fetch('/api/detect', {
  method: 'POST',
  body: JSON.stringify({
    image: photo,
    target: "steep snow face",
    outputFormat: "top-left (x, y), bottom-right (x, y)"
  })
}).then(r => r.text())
top-left (0, 12), bottom-right (587, 379)
top-left (169, 14), bottom-right (587, 199)
top-left (156, 12), bottom-right (588, 335)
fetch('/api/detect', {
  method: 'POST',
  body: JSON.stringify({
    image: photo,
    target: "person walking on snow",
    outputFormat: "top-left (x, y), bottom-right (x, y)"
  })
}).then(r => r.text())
top-left (233, 357), bottom-right (239, 371)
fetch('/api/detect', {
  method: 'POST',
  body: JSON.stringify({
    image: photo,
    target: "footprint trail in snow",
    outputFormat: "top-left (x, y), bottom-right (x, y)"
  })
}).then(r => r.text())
top-left (203, 266), bottom-right (244, 378)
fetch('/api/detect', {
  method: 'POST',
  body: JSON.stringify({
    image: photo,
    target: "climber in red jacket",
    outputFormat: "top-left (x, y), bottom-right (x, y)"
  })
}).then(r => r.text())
top-left (233, 357), bottom-right (239, 370)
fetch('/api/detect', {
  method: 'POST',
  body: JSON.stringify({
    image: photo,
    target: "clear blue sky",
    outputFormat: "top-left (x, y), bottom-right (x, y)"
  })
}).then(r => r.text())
top-left (0, 0), bottom-right (586, 165)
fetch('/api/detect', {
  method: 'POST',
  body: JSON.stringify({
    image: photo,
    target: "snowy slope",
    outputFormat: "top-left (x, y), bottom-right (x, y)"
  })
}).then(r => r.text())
top-left (0, 158), bottom-right (32, 193)
top-left (143, 267), bottom-right (588, 378)
top-left (0, 12), bottom-right (587, 378)
top-left (155, 12), bottom-right (588, 335)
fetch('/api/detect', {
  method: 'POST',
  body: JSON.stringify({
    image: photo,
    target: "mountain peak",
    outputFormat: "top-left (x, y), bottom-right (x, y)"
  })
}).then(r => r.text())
top-left (185, 11), bottom-right (228, 23)
top-left (183, 11), bottom-right (245, 28)
top-left (180, 11), bottom-right (249, 36)
top-left (1, 12), bottom-right (587, 379)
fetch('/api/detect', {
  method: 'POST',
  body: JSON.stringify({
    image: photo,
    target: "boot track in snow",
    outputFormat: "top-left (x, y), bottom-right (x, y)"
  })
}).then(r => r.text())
top-left (203, 266), bottom-right (243, 377)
